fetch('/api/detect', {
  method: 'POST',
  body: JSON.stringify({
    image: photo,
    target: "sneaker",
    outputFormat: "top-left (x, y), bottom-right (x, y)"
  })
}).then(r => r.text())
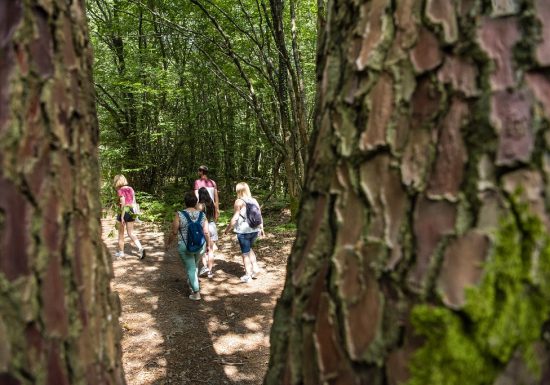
top-left (240, 275), bottom-right (252, 283)
top-left (138, 248), bottom-right (146, 260)
top-left (199, 266), bottom-right (209, 276)
top-left (114, 251), bottom-right (124, 258)
top-left (207, 270), bottom-right (214, 279)
top-left (189, 292), bottom-right (201, 301)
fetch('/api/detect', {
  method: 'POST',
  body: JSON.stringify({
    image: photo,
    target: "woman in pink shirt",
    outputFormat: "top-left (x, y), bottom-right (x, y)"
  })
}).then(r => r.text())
top-left (113, 175), bottom-right (145, 259)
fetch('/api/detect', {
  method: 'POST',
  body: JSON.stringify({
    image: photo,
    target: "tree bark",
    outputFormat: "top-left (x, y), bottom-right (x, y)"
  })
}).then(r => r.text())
top-left (0, 1), bottom-right (125, 384)
top-left (267, 1), bottom-right (550, 384)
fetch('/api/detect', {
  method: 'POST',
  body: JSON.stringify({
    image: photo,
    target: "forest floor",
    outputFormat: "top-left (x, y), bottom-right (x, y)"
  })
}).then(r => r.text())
top-left (101, 213), bottom-right (294, 385)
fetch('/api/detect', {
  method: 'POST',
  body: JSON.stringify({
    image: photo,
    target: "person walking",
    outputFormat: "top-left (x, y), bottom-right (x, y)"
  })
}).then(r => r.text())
top-left (167, 191), bottom-right (212, 300)
top-left (224, 182), bottom-right (265, 283)
top-left (194, 165), bottom-right (219, 216)
top-left (113, 175), bottom-right (145, 259)
top-left (197, 187), bottom-right (218, 278)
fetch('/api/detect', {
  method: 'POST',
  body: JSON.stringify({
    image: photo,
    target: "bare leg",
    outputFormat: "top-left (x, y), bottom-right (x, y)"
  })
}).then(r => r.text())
top-left (207, 243), bottom-right (216, 272)
top-left (118, 221), bottom-right (126, 253)
top-left (125, 222), bottom-right (142, 250)
top-left (201, 253), bottom-right (208, 270)
top-left (241, 252), bottom-right (253, 276)
top-left (249, 248), bottom-right (260, 274)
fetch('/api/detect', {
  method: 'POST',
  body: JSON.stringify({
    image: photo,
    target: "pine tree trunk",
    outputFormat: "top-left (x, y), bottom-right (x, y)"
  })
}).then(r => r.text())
top-left (266, 1), bottom-right (550, 384)
top-left (0, 1), bottom-right (125, 384)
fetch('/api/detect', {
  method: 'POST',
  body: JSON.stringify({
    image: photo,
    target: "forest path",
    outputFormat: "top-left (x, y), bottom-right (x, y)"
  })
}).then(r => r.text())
top-left (101, 217), bottom-right (292, 385)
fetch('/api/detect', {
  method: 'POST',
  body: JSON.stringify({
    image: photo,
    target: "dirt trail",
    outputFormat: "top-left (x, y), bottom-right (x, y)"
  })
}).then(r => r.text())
top-left (102, 217), bottom-right (292, 385)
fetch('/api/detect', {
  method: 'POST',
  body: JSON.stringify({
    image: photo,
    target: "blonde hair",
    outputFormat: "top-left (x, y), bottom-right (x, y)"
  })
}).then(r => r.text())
top-left (235, 182), bottom-right (252, 199)
top-left (113, 175), bottom-right (128, 189)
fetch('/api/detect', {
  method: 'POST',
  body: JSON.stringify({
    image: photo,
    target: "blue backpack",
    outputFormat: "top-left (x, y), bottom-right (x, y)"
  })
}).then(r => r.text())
top-left (179, 211), bottom-right (206, 252)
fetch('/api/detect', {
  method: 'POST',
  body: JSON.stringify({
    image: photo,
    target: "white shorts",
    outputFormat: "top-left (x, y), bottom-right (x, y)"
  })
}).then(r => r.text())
top-left (208, 221), bottom-right (218, 241)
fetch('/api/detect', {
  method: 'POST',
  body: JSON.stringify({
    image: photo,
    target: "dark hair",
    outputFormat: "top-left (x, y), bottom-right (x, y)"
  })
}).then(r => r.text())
top-left (198, 187), bottom-right (215, 221)
top-left (198, 165), bottom-right (208, 174)
top-left (184, 191), bottom-right (198, 208)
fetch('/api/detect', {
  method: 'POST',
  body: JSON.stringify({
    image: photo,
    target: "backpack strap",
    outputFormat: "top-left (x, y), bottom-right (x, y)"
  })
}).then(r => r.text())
top-left (181, 210), bottom-right (192, 222)
top-left (238, 198), bottom-right (259, 211)
top-left (178, 211), bottom-right (187, 245)
top-left (237, 198), bottom-right (247, 219)
top-left (239, 197), bottom-right (257, 206)
top-left (195, 211), bottom-right (204, 224)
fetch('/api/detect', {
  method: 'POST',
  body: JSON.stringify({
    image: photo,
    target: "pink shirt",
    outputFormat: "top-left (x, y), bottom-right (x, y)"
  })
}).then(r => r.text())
top-left (194, 178), bottom-right (217, 202)
top-left (117, 186), bottom-right (135, 207)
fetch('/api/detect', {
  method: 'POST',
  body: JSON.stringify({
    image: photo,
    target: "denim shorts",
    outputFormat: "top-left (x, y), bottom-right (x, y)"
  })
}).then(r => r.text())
top-left (236, 232), bottom-right (258, 254)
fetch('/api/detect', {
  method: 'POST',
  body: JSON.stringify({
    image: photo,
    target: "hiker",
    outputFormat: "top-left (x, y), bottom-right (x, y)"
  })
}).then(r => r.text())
top-left (113, 175), bottom-right (145, 259)
top-left (224, 182), bottom-right (265, 283)
top-left (194, 165), bottom-right (219, 216)
top-left (167, 191), bottom-right (212, 300)
top-left (197, 187), bottom-right (219, 279)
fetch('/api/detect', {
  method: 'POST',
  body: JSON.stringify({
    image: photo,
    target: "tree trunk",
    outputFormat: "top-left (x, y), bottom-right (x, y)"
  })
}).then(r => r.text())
top-left (266, 1), bottom-right (550, 384)
top-left (0, 1), bottom-right (125, 384)
top-left (269, 0), bottom-right (305, 216)
top-left (289, 0), bottom-right (310, 165)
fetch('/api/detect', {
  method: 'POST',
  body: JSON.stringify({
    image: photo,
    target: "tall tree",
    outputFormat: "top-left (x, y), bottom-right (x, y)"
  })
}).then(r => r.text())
top-left (0, 1), bottom-right (125, 384)
top-left (267, 1), bottom-right (550, 384)
top-left (89, 0), bottom-right (318, 207)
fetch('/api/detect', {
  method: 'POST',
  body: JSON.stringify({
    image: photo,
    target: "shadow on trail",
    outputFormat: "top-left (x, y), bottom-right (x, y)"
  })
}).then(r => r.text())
top-left (210, 258), bottom-right (244, 279)
top-left (103, 218), bottom-right (290, 385)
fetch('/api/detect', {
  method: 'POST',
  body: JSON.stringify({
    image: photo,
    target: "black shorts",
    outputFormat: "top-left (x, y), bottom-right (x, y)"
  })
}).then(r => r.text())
top-left (116, 208), bottom-right (136, 222)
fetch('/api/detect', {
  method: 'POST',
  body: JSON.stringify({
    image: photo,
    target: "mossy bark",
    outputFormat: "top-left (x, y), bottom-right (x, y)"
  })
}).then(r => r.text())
top-left (0, 1), bottom-right (125, 384)
top-left (266, 0), bottom-right (550, 384)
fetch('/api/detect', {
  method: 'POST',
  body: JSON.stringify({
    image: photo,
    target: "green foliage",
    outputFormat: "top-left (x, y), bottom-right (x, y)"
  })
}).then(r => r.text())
top-left (101, 182), bottom-right (119, 214)
top-left (217, 209), bottom-right (233, 228)
top-left (408, 201), bottom-right (550, 385)
top-left (102, 182), bottom-right (182, 222)
top-left (270, 222), bottom-right (297, 233)
top-left (133, 191), bottom-right (181, 223)
top-left (88, 0), bottom-right (317, 198)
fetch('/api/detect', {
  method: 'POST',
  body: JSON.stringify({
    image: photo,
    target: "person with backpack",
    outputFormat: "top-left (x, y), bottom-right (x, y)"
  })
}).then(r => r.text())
top-left (113, 175), bottom-right (145, 259)
top-left (197, 187), bottom-right (218, 278)
top-left (167, 191), bottom-right (212, 300)
top-left (224, 182), bottom-right (265, 283)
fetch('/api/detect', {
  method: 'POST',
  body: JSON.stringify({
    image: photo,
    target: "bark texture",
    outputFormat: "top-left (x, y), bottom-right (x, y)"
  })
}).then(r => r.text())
top-left (266, 1), bottom-right (550, 384)
top-left (0, 1), bottom-right (125, 384)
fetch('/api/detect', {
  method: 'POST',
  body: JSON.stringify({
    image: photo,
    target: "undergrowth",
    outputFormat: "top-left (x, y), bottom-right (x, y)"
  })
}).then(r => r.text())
top-left (101, 183), bottom-right (294, 229)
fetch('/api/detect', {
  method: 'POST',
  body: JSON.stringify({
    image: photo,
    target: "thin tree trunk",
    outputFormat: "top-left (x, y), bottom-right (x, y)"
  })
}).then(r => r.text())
top-left (269, 0), bottom-right (304, 217)
top-left (266, 1), bottom-right (550, 384)
top-left (0, 1), bottom-right (125, 384)
top-left (289, 0), bottom-right (310, 164)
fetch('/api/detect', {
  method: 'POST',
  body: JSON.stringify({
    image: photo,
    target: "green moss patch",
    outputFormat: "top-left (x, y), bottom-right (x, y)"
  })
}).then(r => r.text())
top-left (408, 202), bottom-right (550, 385)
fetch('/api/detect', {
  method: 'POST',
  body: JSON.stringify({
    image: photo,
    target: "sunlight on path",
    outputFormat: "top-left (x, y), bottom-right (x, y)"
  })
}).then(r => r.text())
top-left (102, 217), bottom-right (291, 385)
